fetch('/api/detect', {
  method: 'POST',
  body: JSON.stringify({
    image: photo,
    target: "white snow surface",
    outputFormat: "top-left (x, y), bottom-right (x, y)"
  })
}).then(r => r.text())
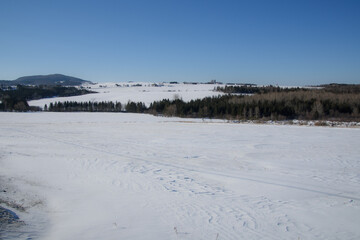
top-left (1, 112), bottom-right (360, 239)
top-left (28, 82), bottom-right (224, 108)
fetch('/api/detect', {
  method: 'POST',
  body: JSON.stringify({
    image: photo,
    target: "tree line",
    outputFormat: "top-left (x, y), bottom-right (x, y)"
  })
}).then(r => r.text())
top-left (146, 88), bottom-right (360, 121)
top-left (0, 85), bottom-right (94, 111)
top-left (47, 100), bottom-right (147, 113)
top-left (216, 84), bottom-right (360, 95)
top-left (47, 101), bottom-right (123, 112)
top-left (2, 84), bottom-right (359, 122)
top-left (215, 85), bottom-right (304, 94)
top-left (44, 86), bottom-right (360, 121)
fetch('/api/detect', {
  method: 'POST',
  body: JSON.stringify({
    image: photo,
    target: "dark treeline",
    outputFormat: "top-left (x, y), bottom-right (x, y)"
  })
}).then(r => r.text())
top-left (216, 85), bottom-right (305, 94)
top-left (124, 101), bottom-right (147, 113)
top-left (48, 101), bottom-right (123, 112)
top-left (217, 84), bottom-right (360, 95)
top-left (320, 84), bottom-right (360, 94)
top-left (5, 84), bottom-right (360, 122)
top-left (0, 94), bottom-right (30, 111)
top-left (47, 87), bottom-right (360, 121)
top-left (0, 85), bottom-right (95, 111)
top-left (47, 101), bottom-right (147, 113)
top-left (148, 88), bottom-right (360, 121)
top-left (4, 85), bottom-right (95, 100)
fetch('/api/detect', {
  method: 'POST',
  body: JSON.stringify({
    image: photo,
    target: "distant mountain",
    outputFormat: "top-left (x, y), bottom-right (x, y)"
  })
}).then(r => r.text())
top-left (0, 74), bottom-right (92, 86)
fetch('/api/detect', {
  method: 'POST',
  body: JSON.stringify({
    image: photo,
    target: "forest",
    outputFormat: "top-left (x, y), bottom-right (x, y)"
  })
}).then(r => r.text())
top-left (146, 91), bottom-right (359, 121)
top-left (45, 84), bottom-right (360, 121)
top-left (0, 85), bottom-right (94, 111)
top-left (2, 84), bottom-right (359, 121)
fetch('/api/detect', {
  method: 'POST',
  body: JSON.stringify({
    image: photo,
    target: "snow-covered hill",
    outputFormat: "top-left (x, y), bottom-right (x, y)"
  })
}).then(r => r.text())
top-left (1, 112), bottom-right (359, 239)
top-left (29, 82), bottom-right (224, 109)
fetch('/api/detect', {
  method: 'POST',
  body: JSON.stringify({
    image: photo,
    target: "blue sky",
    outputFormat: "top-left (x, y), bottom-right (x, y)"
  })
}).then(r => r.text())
top-left (1, 0), bottom-right (359, 85)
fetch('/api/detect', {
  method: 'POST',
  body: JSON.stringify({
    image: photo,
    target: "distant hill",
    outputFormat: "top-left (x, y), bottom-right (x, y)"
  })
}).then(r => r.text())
top-left (0, 74), bottom-right (92, 86)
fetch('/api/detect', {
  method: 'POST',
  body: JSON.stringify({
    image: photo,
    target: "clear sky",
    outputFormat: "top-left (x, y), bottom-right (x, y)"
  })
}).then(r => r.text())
top-left (1, 0), bottom-right (359, 85)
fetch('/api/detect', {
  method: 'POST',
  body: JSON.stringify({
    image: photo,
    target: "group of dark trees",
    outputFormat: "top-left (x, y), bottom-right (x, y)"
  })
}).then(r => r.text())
top-left (216, 85), bottom-right (294, 94)
top-left (145, 84), bottom-right (360, 121)
top-left (44, 84), bottom-right (360, 121)
top-left (13, 85), bottom-right (95, 100)
top-left (0, 85), bottom-right (95, 111)
top-left (47, 101), bottom-right (123, 112)
top-left (47, 100), bottom-right (147, 113)
top-left (0, 92), bottom-right (30, 111)
top-left (146, 90), bottom-right (359, 121)
top-left (217, 84), bottom-right (360, 95)
top-left (2, 84), bottom-right (359, 122)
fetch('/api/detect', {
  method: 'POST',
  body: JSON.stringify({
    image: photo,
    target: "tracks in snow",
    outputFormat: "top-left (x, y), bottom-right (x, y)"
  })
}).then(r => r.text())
top-left (2, 125), bottom-right (360, 239)
top-left (6, 127), bottom-right (359, 201)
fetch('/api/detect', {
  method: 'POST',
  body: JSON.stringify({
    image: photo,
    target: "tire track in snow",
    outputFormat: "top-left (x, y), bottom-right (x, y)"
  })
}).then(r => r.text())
top-left (5, 127), bottom-right (360, 202)
top-left (3, 127), bottom-right (283, 238)
top-left (5, 126), bottom-right (354, 239)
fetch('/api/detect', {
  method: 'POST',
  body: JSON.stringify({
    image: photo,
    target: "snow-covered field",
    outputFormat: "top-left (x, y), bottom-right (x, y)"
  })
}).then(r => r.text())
top-left (29, 83), bottom-right (224, 109)
top-left (1, 112), bottom-right (360, 239)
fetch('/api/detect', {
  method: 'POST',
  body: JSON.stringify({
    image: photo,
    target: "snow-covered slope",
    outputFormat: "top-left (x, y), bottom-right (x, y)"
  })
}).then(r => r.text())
top-left (28, 82), bottom-right (224, 108)
top-left (1, 112), bottom-right (359, 239)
